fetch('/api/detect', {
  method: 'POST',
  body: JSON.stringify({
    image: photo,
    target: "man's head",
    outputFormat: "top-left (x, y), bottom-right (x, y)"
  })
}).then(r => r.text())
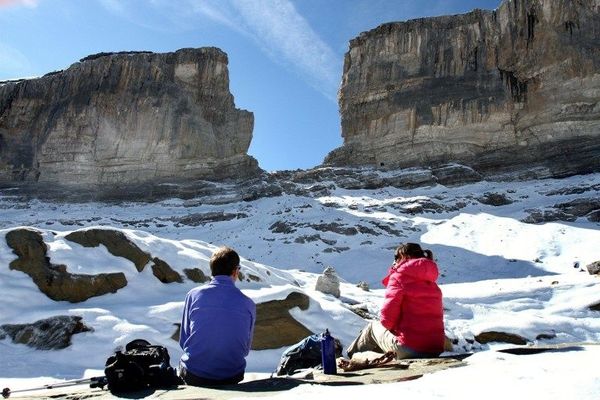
top-left (210, 246), bottom-right (240, 277)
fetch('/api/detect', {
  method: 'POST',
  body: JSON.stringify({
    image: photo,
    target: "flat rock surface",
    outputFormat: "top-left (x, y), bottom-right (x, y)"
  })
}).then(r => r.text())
top-left (11, 344), bottom-right (592, 399)
top-left (11, 356), bottom-right (466, 399)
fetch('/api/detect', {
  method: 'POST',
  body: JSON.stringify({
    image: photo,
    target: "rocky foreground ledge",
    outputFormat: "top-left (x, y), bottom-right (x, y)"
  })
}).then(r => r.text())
top-left (15, 344), bottom-right (595, 400)
top-left (3, 355), bottom-right (470, 399)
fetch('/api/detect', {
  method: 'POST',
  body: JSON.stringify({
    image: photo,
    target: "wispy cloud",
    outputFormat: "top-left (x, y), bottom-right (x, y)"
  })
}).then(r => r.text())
top-left (0, 43), bottom-right (32, 79)
top-left (186, 1), bottom-right (246, 35)
top-left (0, 0), bottom-right (38, 8)
top-left (227, 0), bottom-right (340, 101)
top-left (97, 0), bottom-right (124, 15)
top-left (98, 0), bottom-right (340, 101)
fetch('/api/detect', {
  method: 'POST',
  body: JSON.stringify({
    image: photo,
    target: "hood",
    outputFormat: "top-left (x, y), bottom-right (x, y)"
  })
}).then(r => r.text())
top-left (382, 257), bottom-right (439, 286)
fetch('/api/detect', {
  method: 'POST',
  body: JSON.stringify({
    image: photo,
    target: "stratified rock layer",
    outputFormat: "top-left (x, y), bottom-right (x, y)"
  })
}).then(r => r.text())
top-left (0, 48), bottom-right (259, 185)
top-left (326, 0), bottom-right (600, 178)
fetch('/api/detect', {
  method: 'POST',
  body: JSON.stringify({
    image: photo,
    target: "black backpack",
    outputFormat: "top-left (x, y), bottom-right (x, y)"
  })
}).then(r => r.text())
top-left (275, 334), bottom-right (343, 376)
top-left (104, 339), bottom-right (181, 393)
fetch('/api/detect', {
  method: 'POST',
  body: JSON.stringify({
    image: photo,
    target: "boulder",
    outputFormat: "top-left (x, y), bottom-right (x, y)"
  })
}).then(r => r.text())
top-left (151, 257), bottom-right (183, 284)
top-left (252, 292), bottom-right (313, 350)
top-left (347, 304), bottom-right (376, 320)
top-left (474, 331), bottom-right (528, 345)
top-left (183, 268), bottom-right (210, 284)
top-left (311, 223), bottom-right (358, 236)
top-left (522, 198), bottom-right (600, 223)
top-left (535, 331), bottom-right (557, 340)
top-left (5, 228), bottom-right (127, 302)
top-left (587, 261), bottom-right (600, 275)
top-left (171, 323), bottom-right (181, 342)
top-left (477, 192), bottom-right (514, 206)
top-left (0, 315), bottom-right (91, 350)
top-left (175, 212), bottom-right (248, 226)
top-left (555, 198), bottom-right (600, 218)
top-left (315, 267), bottom-right (341, 298)
top-left (269, 221), bottom-right (298, 234)
top-left (244, 273), bottom-right (263, 283)
top-left (325, 0), bottom-right (600, 179)
top-left (65, 229), bottom-right (151, 272)
top-left (444, 336), bottom-right (455, 352)
top-left (521, 209), bottom-right (577, 224)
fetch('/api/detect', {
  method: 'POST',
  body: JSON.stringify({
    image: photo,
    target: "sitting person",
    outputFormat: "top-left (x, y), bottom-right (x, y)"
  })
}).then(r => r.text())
top-left (179, 246), bottom-right (256, 386)
top-left (346, 243), bottom-right (445, 359)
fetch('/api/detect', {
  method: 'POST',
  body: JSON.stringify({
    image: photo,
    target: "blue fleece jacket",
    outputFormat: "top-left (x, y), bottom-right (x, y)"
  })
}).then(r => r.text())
top-left (179, 275), bottom-right (256, 380)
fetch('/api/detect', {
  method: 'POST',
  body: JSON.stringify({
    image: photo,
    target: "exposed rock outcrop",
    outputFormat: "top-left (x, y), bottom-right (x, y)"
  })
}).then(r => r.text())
top-left (174, 212), bottom-right (248, 227)
top-left (0, 315), bottom-right (91, 350)
top-left (0, 48), bottom-right (259, 186)
top-left (65, 229), bottom-right (151, 272)
top-left (522, 197), bottom-right (600, 223)
top-left (587, 261), bottom-right (600, 275)
top-left (326, 0), bottom-right (600, 179)
top-left (477, 192), bottom-right (514, 206)
top-left (151, 257), bottom-right (183, 284)
top-left (252, 292), bottom-right (313, 350)
top-left (183, 268), bottom-right (210, 283)
top-left (475, 331), bottom-right (529, 345)
top-left (5, 228), bottom-right (127, 302)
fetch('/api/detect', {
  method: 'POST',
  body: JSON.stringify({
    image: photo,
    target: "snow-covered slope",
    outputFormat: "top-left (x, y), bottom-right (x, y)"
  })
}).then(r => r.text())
top-left (0, 171), bottom-right (599, 397)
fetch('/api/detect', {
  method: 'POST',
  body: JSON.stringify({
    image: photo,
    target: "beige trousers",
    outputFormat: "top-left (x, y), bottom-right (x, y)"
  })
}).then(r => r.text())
top-left (346, 321), bottom-right (415, 360)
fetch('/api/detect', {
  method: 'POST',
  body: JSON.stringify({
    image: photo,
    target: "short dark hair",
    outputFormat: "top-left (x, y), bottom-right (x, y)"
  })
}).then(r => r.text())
top-left (395, 243), bottom-right (433, 261)
top-left (210, 246), bottom-right (240, 276)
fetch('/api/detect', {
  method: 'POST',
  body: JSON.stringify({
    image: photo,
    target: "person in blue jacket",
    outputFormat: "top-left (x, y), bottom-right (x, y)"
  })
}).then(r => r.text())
top-left (179, 246), bottom-right (256, 386)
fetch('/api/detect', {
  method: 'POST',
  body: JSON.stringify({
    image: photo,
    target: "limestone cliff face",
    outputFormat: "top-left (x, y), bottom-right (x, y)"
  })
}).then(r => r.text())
top-left (0, 48), bottom-right (259, 185)
top-left (326, 0), bottom-right (600, 178)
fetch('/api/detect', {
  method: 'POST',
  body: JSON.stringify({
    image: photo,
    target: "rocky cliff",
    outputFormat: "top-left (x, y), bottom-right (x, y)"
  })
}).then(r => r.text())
top-left (325, 0), bottom-right (600, 178)
top-left (0, 48), bottom-right (259, 186)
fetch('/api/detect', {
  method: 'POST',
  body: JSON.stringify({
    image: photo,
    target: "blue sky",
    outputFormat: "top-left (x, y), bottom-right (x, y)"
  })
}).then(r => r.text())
top-left (0, 0), bottom-right (501, 171)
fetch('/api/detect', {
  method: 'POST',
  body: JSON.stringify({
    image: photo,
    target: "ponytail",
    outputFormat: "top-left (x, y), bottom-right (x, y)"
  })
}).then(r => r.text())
top-left (395, 243), bottom-right (434, 261)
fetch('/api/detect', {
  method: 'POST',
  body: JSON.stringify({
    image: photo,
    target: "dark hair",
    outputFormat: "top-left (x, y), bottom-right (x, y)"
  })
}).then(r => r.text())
top-left (210, 246), bottom-right (240, 276)
top-left (395, 243), bottom-right (433, 261)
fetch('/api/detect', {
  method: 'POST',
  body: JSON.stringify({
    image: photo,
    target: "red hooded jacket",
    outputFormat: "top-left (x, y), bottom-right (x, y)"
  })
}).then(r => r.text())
top-left (380, 257), bottom-right (445, 355)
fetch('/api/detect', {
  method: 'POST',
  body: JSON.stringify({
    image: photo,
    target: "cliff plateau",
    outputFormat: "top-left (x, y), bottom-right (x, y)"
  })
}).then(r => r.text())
top-left (0, 48), bottom-right (259, 186)
top-left (325, 0), bottom-right (600, 179)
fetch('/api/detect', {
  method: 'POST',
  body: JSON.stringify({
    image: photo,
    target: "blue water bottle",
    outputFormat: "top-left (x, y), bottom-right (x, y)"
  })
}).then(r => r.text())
top-left (321, 329), bottom-right (337, 375)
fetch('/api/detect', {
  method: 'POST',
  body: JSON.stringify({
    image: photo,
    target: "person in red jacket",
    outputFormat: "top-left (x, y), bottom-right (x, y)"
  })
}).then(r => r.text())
top-left (346, 243), bottom-right (445, 359)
